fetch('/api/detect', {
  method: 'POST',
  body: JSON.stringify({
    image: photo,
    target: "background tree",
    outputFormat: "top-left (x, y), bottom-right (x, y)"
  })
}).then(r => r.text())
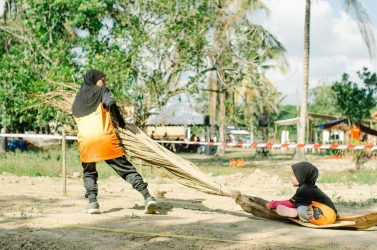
top-left (207, 0), bottom-right (287, 143)
top-left (0, 0), bottom-right (215, 131)
top-left (332, 68), bottom-right (377, 171)
top-left (309, 82), bottom-right (340, 116)
top-left (0, 0), bottom-right (287, 142)
top-left (332, 68), bottom-right (376, 123)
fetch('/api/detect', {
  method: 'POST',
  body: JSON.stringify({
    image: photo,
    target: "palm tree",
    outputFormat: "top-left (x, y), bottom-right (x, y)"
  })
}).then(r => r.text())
top-left (297, 0), bottom-right (375, 159)
top-left (208, 0), bottom-right (287, 143)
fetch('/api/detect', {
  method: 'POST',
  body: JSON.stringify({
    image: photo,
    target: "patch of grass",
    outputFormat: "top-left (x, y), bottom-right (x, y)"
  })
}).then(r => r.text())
top-left (188, 154), bottom-right (255, 176)
top-left (0, 146), bottom-right (117, 179)
top-left (19, 210), bottom-right (29, 219)
top-left (320, 169), bottom-right (377, 185)
top-left (334, 196), bottom-right (377, 207)
top-left (35, 202), bottom-right (43, 214)
top-left (0, 147), bottom-right (294, 179)
top-left (183, 149), bottom-right (295, 177)
top-left (126, 212), bottom-right (140, 219)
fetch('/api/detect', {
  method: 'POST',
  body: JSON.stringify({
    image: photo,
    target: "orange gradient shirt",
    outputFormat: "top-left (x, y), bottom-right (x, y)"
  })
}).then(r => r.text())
top-left (74, 104), bottom-right (124, 163)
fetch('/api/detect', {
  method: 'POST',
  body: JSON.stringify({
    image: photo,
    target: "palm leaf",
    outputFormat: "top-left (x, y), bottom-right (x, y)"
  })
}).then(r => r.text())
top-left (344, 0), bottom-right (376, 57)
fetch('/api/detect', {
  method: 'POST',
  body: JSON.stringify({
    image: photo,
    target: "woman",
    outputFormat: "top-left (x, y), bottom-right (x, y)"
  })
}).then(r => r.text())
top-left (72, 69), bottom-right (156, 214)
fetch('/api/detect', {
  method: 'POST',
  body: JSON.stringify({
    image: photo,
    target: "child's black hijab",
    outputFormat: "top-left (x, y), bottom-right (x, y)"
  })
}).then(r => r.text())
top-left (72, 70), bottom-right (106, 117)
top-left (292, 162), bottom-right (318, 186)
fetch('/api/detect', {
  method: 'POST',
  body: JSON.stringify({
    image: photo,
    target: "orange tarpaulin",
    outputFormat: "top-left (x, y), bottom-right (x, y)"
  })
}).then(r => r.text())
top-left (350, 127), bottom-right (361, 141)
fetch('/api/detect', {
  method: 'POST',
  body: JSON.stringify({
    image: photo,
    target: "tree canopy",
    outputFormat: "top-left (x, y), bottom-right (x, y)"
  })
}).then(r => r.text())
top-left (0, 0), bottom-right (288, 134)
top-left (0, 0), bottom-right (216, 131)
top-left (309, 82), bottom-right (341, 116)
top-left (332, 68), bottom-right (377, 123)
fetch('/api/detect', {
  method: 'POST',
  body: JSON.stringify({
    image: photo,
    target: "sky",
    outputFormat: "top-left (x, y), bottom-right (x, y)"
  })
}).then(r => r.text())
top-left (1, 0), bottom-right (376, 105)
top-left (260, 0), bottom-right (377, 104)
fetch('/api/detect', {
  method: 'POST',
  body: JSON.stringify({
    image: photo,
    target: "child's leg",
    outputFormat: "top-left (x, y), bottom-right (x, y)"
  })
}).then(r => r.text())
top-left (297, 206), bottom-right (310, 222)
top-left (276, 205), bottom-right (298, 218)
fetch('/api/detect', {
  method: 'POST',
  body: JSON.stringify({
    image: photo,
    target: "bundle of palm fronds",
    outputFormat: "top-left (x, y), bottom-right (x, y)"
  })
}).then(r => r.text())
top-left (43, 81), bottom-right (234, 196)
top-left (42, 80), bottom-right (280, 219)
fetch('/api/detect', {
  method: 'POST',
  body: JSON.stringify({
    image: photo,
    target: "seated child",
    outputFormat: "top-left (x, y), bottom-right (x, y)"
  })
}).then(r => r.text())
top-left (267, 162), bottom-right (337, 225)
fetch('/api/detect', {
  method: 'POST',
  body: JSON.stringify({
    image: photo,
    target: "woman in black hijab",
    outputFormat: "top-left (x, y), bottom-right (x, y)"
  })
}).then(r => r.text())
top-left (71, 69), bottom-right (156, 214)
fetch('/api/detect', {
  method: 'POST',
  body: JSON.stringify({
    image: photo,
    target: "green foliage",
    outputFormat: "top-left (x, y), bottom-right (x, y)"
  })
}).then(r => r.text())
top-left (0, 0), bottom-right (215, 130)
top-left (320, 168), bottom-right (377, 185)
top-left (324, 69), bottom-right (376, 171)
top-left (0, 0), bottom-right (79, 132)
top-left (125, 212), bottom-right (140, 219)
top-left (1, 0), bottom-right (285, 131)
top-left (0, 146), bottom-right (271, 178)
top-left (334, 197), bottom-right (377, 208)
top-left (331, 68), bottom-right (377, 123)
top-left (220, 19), bottom-right (287, 127)
top-left (277, 105), bottom-right (298, 120)
top-left (352, 149), bottom-right (372, 171)
top-left (190, 1), bottom-right (287, 133)
top-left (358, 67), bottom-right (377, 90)
top-left (0, 145), bottom-right (148, 179)
top-left (309, 82), bottom-right (340, 116)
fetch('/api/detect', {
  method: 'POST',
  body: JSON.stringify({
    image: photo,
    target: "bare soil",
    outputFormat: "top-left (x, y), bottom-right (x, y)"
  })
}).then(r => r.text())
top-left (0, 158), bottom-right (376, 250)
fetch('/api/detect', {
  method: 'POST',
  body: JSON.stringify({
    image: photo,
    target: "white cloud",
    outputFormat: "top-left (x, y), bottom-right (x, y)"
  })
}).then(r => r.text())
top-left (261, 0), bottom-right (377, 104)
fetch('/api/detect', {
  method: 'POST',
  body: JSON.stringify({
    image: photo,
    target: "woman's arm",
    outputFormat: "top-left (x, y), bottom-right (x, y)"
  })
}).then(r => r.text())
top-left (102, 88), bottom-right (126, 128)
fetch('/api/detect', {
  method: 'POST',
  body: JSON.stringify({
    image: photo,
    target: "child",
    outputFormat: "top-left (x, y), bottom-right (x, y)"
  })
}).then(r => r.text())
top-left (267, 162), bottom-right (337, 225)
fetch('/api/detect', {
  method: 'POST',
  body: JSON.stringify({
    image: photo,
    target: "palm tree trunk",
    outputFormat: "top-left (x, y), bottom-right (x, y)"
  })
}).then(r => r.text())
top-left (296, 0), bottom-right (311, 160)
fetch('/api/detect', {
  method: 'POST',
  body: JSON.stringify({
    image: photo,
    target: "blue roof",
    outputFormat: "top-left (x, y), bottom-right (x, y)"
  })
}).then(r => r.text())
top-left (316, 118), bottom-right (347, 129)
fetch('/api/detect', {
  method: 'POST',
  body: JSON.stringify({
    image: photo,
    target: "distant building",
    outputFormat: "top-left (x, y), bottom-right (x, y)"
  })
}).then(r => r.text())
top-left (274, 113), bottom-right (377, 144)
top-left (144, 95), bottom-right (205, 140)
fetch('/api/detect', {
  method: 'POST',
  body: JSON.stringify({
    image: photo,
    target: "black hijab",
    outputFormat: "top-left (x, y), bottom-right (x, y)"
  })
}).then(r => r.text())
top-left (72, 70), bottom-right (106, 118)
top-left (291, 162), bottom-right (318, 186)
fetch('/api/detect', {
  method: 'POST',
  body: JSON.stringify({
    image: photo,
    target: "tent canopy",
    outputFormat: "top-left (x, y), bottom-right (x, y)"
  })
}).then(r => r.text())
top-left (229, 129), bottom-right (250, 135)
top-left (146, 95), bottom-right (205, 126)
top-left (274, 117), bottom-right (299, 126)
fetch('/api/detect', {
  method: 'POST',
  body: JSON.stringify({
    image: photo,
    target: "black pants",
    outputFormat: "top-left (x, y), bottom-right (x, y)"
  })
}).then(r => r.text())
top-left (82, 156), bottom-right (150, 202)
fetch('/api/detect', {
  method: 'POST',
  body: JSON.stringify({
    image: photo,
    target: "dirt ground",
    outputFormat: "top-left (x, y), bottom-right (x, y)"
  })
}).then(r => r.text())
top-left (0, 158), bottom-right (376, 250)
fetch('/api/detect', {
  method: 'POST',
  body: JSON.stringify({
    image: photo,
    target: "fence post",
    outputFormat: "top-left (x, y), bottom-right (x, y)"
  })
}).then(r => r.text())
top-left (62, 130), bottom-right (67, 196)
top-left (0, 128), bottom-right (7, 153)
